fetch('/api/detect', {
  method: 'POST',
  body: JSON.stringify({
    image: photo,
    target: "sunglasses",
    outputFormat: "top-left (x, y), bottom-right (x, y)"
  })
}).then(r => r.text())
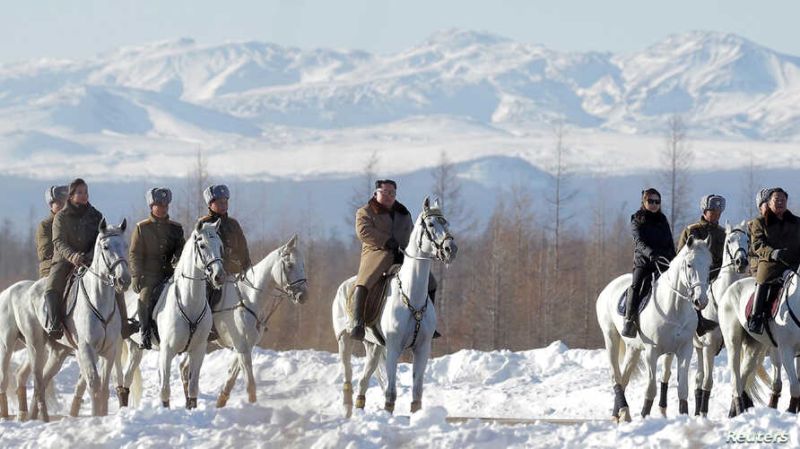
top-left (376, 189), bottom-right (396, 197)
top-left (647, 199), bottom-right (661, 205)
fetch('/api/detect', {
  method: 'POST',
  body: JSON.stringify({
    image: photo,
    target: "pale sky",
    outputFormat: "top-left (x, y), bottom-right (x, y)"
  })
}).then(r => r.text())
top-left (1, 0), bottom-right (797, 63)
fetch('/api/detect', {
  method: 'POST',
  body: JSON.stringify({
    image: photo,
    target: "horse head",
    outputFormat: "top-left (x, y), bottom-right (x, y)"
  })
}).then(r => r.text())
top-left (414, 196), bottom-right (458, 264)
top-left (724, 221), bottom-right (750, 274)
top-left (272, 234), bottom-right (308, 304)
top-left (682, 235), bottom-right (713, 310)
top-left (97, 217), bottom-right (131, 292)
top-left (193, 219), bottom-right (226, 289)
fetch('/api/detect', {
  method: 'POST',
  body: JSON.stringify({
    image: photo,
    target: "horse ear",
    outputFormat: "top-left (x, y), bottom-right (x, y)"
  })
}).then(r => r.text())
top-left (433, 197), bottom-right (441, 209)
top-left (286, 234), bottom-right (297, 250)
top-left (725, 222), bottom-right (731, 233)
top-left (213, 219), bottom-right (221, 232)
top-left (99, 217), bottom-right (107, 233)
top-left (686, 235), bottom-right (695, 248)
top-left (195, 220), bottom-right (203, 233)
top-left (120, 218), bottom-right (127, 232)
top-left (704, 235), bottom-right (711, 246)
top-left (423, 196), bottom-right (430, 211)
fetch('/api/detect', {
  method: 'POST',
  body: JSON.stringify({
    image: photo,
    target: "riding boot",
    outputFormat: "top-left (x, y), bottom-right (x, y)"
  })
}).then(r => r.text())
top-left (695, 309), bottom-right (718, 337)
top-left (621, 286), bottom-right (639, 338)
top-left (117, 291), bottom-right (137, 339)
top-left (44, 291), bottom-right (64, 339)
top-left (138, 299), bottom-right (152, 350)
top-left (429, 288), bottom-right (441, 339)
top-left (350, 285), bottom-right (367, 341)
top-left (748, 283), bottom-right (769, 334)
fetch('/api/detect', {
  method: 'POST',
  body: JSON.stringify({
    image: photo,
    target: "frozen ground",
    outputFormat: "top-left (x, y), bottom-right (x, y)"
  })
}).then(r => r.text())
top-left (1, 341), bottom-right (798, 448)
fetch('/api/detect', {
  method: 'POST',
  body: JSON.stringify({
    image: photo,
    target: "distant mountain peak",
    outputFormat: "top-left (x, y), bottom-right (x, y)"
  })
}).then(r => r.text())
top-left (422, 29), bottom-right (512, 50)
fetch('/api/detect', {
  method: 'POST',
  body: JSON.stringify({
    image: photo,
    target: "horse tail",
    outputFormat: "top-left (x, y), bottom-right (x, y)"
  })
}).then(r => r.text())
top-left (127, 342), bottom-right (143, 407)
top-left (375, 346), bottom-right (387, 391)
top-left (744, 346), bottom-right (770, 405)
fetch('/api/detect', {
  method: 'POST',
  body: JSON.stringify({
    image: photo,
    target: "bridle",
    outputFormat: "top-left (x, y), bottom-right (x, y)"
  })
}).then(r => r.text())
top-left (181, 231), bottom-right (224, 282)
top-left (403, 211), bottom-right (454, 261)
top-left (81, 232), bottom-right (129, 287)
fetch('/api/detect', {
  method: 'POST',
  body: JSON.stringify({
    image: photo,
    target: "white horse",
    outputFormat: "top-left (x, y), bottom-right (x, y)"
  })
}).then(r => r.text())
top-left (0, 280), bottom-right (34, 418)
top-left (719, 262), bottom-right (800, 416)
top-left (596, 236), bottom-right (712, 422)
top-left (658, 222), bottom-right (750, 416)
top-left (150, 219), bottom-right (225, 409)
top-left (12, 218), bottom-right (131, 421)
top-left (333, 197), bottom-right (457, 416)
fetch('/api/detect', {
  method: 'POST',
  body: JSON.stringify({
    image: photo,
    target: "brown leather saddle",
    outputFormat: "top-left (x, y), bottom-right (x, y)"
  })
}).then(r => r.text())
top-left (347, 264), bottom-right (402, 327)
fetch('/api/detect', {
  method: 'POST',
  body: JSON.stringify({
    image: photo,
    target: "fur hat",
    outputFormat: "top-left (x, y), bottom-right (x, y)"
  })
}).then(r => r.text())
top-left (146, 187), bottom-right (172, 206)
top-left (45, 185), bottom-right (68, 206)
top-left (203, 184), bottom-right (230, 205)
top-left (700, 194), bottom-right (726, 212)
top-left (756, 188), bottom-right (772, 208)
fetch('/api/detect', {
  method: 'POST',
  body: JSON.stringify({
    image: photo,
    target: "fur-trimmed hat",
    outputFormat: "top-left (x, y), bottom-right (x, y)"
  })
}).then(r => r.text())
top-left (700, 194), bottom-right (726, 212)
top-left (756, 188), bottom-right (772, 208)
top-left (146, 187), bottom-right (172, 206)
top-left (203, 184), bottom-right (230, 205)
top-left (45, 185), bottom-right (68, 206)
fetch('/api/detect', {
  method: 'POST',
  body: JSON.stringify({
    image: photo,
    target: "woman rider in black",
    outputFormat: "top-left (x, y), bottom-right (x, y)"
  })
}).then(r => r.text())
top-left (622, 188), bottom-right (677, 338)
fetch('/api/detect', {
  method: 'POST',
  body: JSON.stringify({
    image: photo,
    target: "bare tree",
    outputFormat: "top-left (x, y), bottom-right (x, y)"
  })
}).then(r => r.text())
top-left (344, 151), bottom-right (380, 233)
top-left (175, 150), bottom-right (211, 227)
top-left (660, 115), bottom-right (693, 236)
top-left (740, 151), bottom-right (761, 219)
top-left (545, 121), bottom-right (577, 275)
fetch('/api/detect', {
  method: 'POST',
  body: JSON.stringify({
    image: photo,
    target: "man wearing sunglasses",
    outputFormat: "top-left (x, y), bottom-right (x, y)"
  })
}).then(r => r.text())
top-left (351, 179), bottom-right (439, 341)
top-left (677, 194), bottom-right (727, 337)
top-left (622, 188), bottom-right (676, 338)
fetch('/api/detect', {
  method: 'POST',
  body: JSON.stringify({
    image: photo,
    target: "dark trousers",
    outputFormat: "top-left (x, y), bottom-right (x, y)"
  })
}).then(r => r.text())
top-left (627, 264), bottom-right (658, 319)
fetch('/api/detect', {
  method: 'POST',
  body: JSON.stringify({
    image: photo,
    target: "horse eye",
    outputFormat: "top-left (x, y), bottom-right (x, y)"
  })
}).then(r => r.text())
top-left (103, 245), bottom-right (109, 250)
top-left (687, 263), bottom-right (693, 268)
top-left (199, 244), bottom-right (206, 249)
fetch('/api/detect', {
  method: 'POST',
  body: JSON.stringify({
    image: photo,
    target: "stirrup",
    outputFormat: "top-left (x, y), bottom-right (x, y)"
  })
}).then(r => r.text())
top-left (747, 317), bottom-right (764, 335)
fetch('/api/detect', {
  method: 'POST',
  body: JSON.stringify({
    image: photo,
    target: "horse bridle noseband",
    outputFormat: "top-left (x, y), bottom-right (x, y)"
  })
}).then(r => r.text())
top-left (82, 233), bottom-right (128, 287)
top-left (406, 211), bottom-right (453, 261)
top-left (181, 232), bottom-right (223, 281)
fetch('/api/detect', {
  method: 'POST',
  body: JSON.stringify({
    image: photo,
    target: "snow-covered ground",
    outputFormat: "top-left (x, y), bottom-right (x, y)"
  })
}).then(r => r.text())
top-left (1, 342), bottom-right (798, 448)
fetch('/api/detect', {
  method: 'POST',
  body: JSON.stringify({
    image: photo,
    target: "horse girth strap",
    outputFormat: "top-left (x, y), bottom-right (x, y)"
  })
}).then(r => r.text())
top-left (212, 282), bottom-right (267, 332)
top-left (396, 276), bottom-right (428, 349)
top-left (174, 282), bottom-right (209, 354)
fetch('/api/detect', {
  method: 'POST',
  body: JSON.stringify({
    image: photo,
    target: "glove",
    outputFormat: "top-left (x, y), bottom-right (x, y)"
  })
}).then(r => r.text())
top-left (69, 252), bottom-right (85, 266)
top-left (770, 249), bottom-right (786, 262)
top-left (132, 277), bottom-right (142, 294)
top-left (385, 237), bottom-right (399, 251)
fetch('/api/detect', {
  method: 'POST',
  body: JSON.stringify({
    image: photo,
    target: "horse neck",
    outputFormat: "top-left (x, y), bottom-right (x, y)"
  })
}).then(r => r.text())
top-left (246, 248), bottom-right (282, 306)
top-left (655, 251), bottom-right (691, 314)
top-left (174, 237), bottom-right (207, 311)
top-left (398, 227), bottom-right (432, 307)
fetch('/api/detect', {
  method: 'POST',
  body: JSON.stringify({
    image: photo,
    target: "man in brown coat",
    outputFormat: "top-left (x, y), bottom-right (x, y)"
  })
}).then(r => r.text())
top-left (676, 194), bottom-right (727, 336)
top-left (36, 185), bottom-right (68, 278)
top-left (351, 179), bottom-right (438, 341)
top-left (44, 178), bottom-right (105, 339)
top-left (748, 188), bottom-right (771, 277)
top-left (198, 184), bottom-right (251, 309)
top-left (749, 187), bottom-right (800, 334)
top-left (130, 188), bottom-right (185, 349)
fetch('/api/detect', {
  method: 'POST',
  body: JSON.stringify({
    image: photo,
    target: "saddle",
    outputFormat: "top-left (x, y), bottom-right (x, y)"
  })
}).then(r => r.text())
top-left (617, 274), bottom-right (655, 317)
top-left (745, 284), bottom-right (783, 322)
top-left (347, 264), bottom-right (402, 328)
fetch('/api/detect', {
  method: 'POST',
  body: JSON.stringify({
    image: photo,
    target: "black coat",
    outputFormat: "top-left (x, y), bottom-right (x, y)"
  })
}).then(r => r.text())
top-left (631, 209), bottom-right (676, 268)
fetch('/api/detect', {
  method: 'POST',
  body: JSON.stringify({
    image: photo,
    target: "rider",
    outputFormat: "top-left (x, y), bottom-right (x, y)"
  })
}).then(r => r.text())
top-left (748, 188), bottom-right (800, 334)
top-left (351, 179), bottom-right (439, 341)
top-left (621, 188), bottom-right (676, 338)
top-left (748, 188), bottom-right (771, 277)
top-left (198, 185), bottom-right (251, 328)
top-left (676, 194), bottom-right (726, 336)
top-left (36, 185), bottom-right (68, 278)
top-left (129, 188), bottom-right (185, 349)
top-left (44, 178), bottom-right (105, 339)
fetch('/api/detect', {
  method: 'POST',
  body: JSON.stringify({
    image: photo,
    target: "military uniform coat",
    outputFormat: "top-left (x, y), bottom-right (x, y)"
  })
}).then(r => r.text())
top-left (36, 213), bottom-right (56, 278)
top-left (677, 216), bottom-right (726, 280)
top-left (751, 210), bottom-right (800, 284)
top-left (355, 198), bottom-right (413, 290)
top-left (46, 201), bottom-right (104, 296)
top-left (129, 214), bottom-right (185, 285)
top-left (198, 212), bottom-right (251, 274)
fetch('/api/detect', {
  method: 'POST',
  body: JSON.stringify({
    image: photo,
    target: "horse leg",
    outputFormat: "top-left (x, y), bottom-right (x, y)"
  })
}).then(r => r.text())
top-left (28, 342), bottom-right (49, 422)
top-left (641, 348), bottom-right (658, 419)
top-left (240, 351), bottom-right (256, 403)
top-left (216, 356), bottom-right (241, 408)
top-left (337, 334), bottom-right (355, 417)
top-left (779, 347), bottom-right (800, 413)
top-left (659, 353), bottom-right (674, 417)
top-left (602, 329), bottom-right (628, 422)
top-left (70, 376), bottom-right (87, 417)
top-left (180, 354), bottom-right (190, 404)
top-left (15, 358), bottom-right (31, 421)
top-left (0, 340), bottom-right (13, 419)
top-left (699, 343), bottom-right (716, 416)
top-left (100, 354), bottom-right (115, 416)
top-left (159, 348), bottom-right (174, 408)
top-left (768, 349), bottom-right (783, 408)
top-left (410, 341), bottom-right (432, 413)
top-left (121, 341), bottom-right (143, 407)
top-left (77, 343), bottom-right (102, 417)
top-left (185, 344), bottom-right (207, 410)
top-left (383, 347), bottom-right (400, 414)
top-left (693, 346), bottom-right (704, 416)
top-left (356, 342), bottom-right (381, 411)
top-left (676, 344), bottom-right (692, 415)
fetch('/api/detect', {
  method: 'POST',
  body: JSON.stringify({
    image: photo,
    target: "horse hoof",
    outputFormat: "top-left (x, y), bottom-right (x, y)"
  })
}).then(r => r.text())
top-left (186, 397), bottom-right (197, 410)
top-left (116, 386), bottom-right (130, 408)
top-left (659, 407), bottom-right (667, 418)
top-left (355, 395), bottom-right (366, 409)
top-left (384, 402), bottom-right (395, 414)
top-left (216, 392), bottom-right (229, 408)
top-left (248, 391), bottom-right (256, 403)
top-left (618, 407), bottom-right (631, 423)
top-left (162, 400), bottom-right (170, 408)
top-left (410, 401), bottom-right (422, 413)
top-left (17, 411), bottom-right (27, 422)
